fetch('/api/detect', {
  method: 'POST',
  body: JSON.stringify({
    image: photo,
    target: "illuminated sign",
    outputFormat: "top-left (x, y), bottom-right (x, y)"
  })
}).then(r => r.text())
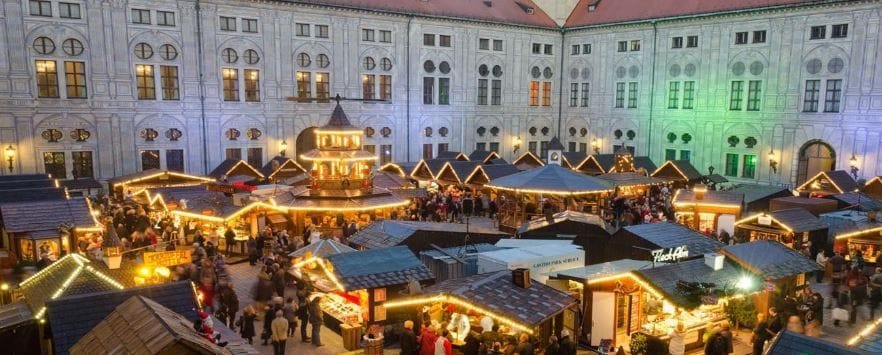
top-left (143, 250), bottom-right (192, 267)
top-left (651, 246), bottom-right (689, 263)
top-left (758, 215), bottom-right (772, 226)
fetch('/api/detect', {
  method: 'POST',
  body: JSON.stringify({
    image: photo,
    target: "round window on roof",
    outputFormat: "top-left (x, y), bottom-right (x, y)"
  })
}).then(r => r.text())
top-left (492, 65), bottom-right (502, 77)
top-left (439, 61), bottom-right (451, 74)
top-left (543, 67), bottom-right (553, 79)
top-left (159, 44), bottom-right (178, 60)
top-left (34, 37), bottom-right (55, 54)
top-left (221, 48), bottom-right (237, 63)
top-left (531, 66), bottom-right (541, 79)
top-left (297, 53), bottom-right (311, 67)
top-left (244, 49), bottom-right (260, 64)
top-left (317, 54), bottom-right (330, 68)
top-left (363, 56), bottom-right (376, 70)
top-left (62, 38), bottom-right (84, 56)
top-left (424, 60), bottom-right (435, 73)
top-left (478, 64), bottom-right (489, 77)
top-left (135, 43), bottom-right (154, 59)
top-left (381, 57), bottom-right (393, 71)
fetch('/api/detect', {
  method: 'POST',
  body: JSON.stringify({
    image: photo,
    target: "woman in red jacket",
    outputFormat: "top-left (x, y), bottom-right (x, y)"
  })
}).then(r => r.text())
top-left (418, 323), bottom-right (437, 355)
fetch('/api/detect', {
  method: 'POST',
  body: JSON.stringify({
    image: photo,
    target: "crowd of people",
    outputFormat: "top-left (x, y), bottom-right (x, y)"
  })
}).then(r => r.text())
top-left (396, 320), bottom-right (577, 355)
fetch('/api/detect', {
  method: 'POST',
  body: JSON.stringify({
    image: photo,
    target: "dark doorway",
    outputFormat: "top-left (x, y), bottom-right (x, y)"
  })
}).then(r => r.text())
top-left (296, 127), bottom-right (317, 168)
top-left (797, 140), bottom-right (836, 185)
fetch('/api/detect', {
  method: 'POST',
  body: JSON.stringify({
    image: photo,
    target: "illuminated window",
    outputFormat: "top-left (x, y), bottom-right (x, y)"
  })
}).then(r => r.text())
top-left (244, 69), bottom-right (260, 102)
top-left (135, 64), bottom-right (155, 100)
top-left (297, 71), bottom-right (311, 98)
top-left (824, 79), bottom-right (842, 113)
top-left (161, 65), bottom-right (179, 100)
top-left (803, 80), bottom-right (820, 112)
top-left (362, 74), bottom-right (375, 100)
top-left (43, 152), bottom-right (66, 178)
top-left (72, 151), bottom-right (93, 178)
top-left (222, 68), bottom-right (239, 101)
top-left (64, 61), bottom-right (87, 98)
top-left (742, 154), bottom-right (757, 179)
top-left (529, 81), bottom-right (539, 106)
top-left (725, 154), bottom-right (739, 177)
top-left (36, 60), bottom-right (59, 98)
top-left (316, 72), bottom-right (330, 99)
top-left (541, 82), bottom-right (552, 106)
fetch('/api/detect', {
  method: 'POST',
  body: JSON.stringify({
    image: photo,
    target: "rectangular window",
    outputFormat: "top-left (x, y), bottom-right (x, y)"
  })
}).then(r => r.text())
top-left (671, 37), bottom-right (683, 49)
top-left (569, 83), bottom-right (578, 107)
top-left (244, 69), bottom-right (260, 102)
top-left (297, 71), bottom-right (312, 98)
top-left (572, 44), bottom-right (580, 55)
top-left (135, 64), bottom-right (155, 100)
top-left (687, 36), bottom-right (698, 48)
top-left (810, 26), bottom-right (826, 40)
top-left (480, 39), bottom-right (490, 50)
top-left (242, 18), bottom-right (258, 33)
top-left (735, 31), bottom-right (748, 44)
top-left (540, 141), bottom-right (549, 159)
top-left (742, 154), bottom-right (757, 179)
top-left (724, 153), bottom-right (739, 177)
top-left (220, 16), bottom-right (236, 31)
top-left (296, 23), bottom-right (310, 37)
top-left (439, 35), bottom-right (452, 47)
top-left (423, 34), bottom-right (435, 46)
top-left (64, 61), bottom-right (87, 99)
top-left (679, 150), bottom-right (691, 162)
top-left (491, 80), bottom-right (501, 105)
top-left (71, 151), bottom-right (93, 178)
top-left (824, 79), bottom-right (842, 113)
top-left (132, 8), bottom-right (151, 24)
top-left (682, 81), bottom-right (694, 109)
top-left (542, 82), bottom-right (552, 106)
top-left (664, 149), bottom-right (677, 161)
top-left (493, 39), bottom-right (503, 51)
top-left (568, 142), bottom-right (576, 152)
top-left (747, 80), bottom-right (762, 111)
top-left (422, 77), bottom-right (434, 104)
top-left (438, 143), bottom-right (449, 154)
top-left (579, 143), bottom-right (587, 153)
top-left (59, 2), bottom-right (81, 19)
top-left (627, 82), bottom-right (638, 108)
top-left (316, 72), bottom-right (330, 99)
top-left (667, 81), bottom-right (679, 109)
top-left (140, 150), bottom-right (160, 171)
top-left (247, 147), bottom-right (263, 168)
top-left (803, 79), bottom-right (820, 112)
top-left (753, 30), bottom-right (767, 43)
top-left (363, 29), bottom-right (376, 42)
top-left (364, 144), bottom-right (376, 156)
top-left (581, 83), bottom-right (589, 107)
top-left (476, 142), bottom-right (486, 152)
top-left (157, 11), bottom-right (175, 26)
top-left (583, 44), bottom-right (591, 54)
top-left (528, 141), bottom-right (537, 156)
top-left (316, 25), bottom-right (329, 39)
top-left (43, 152), bottom-right (66, 178)
top-left (30, 0), bottom-right (52, 16)
top-left (225, 148), bottom-right (241, 160)
top-left (422, 144), bottom-right (433, 160)
top-left (161, 65), bottom-right (179, 100)
top-left (529, 81), bottom-right (539, 106)
top-left (630, 40), bottom-right (640, 51)
top-left (478, 79), bottom-right (489, 105)
top-left (832, 24), bottom-right (848, 38)
top-left (166, 149), bottom-right (184, 172)
top-left (222, 68), bottom-right (239, 101)
top-left (380, 145), bottom-right (392, 165)
top-left (438, 78), bottom-right (450, 105)
top-left (614, 82), bottom-right (625, 108)
top-left (489, 142), bottom-right (500, 153)
top-left (379, 74), bottom-right (392, 101)
top-left (544, 44), bottom-right (553, 54)
top-left (379, 30), bottom-right (391, 43)
top-left (532, 43), bottom-right (542, 54)
top-left (729, 81), bottom-right (744, 110)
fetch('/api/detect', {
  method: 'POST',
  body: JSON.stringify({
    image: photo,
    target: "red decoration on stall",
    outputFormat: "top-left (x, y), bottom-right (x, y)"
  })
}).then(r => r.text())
top-left (230, 181), bottom-right (256, 191)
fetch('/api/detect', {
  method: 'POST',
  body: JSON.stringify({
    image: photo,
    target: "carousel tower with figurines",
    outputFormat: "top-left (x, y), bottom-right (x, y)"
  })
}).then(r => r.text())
top-left (300, 97), bottom-right (377, 190)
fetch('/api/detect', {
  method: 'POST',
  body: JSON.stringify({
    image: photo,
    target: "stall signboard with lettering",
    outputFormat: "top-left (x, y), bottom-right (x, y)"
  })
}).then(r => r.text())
top-left (758, 215), bottom-right (772, 226)
top-left (144, 250), bottom-right (192, 267)
top-left (651, 246), bottom-right (689, 263)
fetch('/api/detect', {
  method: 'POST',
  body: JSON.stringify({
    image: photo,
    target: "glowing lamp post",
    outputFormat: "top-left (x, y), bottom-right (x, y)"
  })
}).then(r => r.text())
top-left (4, 145), bottom-right (14, 173)
top-left (280, 140), bottom-right (288, 157)
top-left (591, 138), bottom-right (600, 154)
top-left (850, 154), bottom-right (859, 179)
top-left (512, 136), bottom-right (521, 154)
top-left (768, 150), bottom-right (778, 174)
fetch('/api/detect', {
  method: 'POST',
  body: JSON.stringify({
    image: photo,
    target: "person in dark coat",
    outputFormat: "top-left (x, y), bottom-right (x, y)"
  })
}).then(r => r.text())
top-left (296, 290), bottom-right (311, 343)
top-left (400, 320), bottom-right (418, 355)
top-left (224, 228), bottom-right (237, 256)
top-left (236, 306), bottom-right (257, 344)
top-left (544, 335), bottom-right (560, 355)
top-left (219, 282), bottom-right (240, 329)
top-left (558, 330), bottom-right (576, 355)
top-left (247, 235), bottom-right (258, 265)
top-left (308, 293), bottom-right (324, 346)
top-left (462, 328), bottom-right (481, 355)
top-left (271, 264), bottom-right (286, 298)
top-left (262, 297), bottom-right (284, 345)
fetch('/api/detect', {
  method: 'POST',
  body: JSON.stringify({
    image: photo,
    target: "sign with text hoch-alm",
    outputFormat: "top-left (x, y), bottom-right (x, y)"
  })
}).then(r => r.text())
top-left (651, 246), bottom-right (689, 263)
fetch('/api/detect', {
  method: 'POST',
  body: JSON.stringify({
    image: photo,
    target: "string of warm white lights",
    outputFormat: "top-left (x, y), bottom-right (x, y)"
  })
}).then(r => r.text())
top-left (383, 294), bottom-right (535, 334)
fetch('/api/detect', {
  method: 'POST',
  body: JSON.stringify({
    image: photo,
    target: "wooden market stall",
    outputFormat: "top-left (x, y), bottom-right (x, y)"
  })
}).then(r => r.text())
top-left (672, 185), bottom-right (744, 235)
top-left (378, 162), bottom-right (417, 178)
top-left (485, 164), bottom-right (613, 233)
top-left (794, 170), bottom-right (859, 197)
top-left (769, 196), bottom-right (839, 216)
top-left (576, 154), bottom-right (658, 176)
top-left (260, 156), bottom-right (308, 184)
top-left (732, 184), bottom-right (793, 214)
top-left (597, 172), bottom-right (666, 199)
top-left (106, 169), bottom-right (214, 199)
top-left (467, 150), bottom-right (501, 164)
top-left (823, 192), bottom-right (882, 212)
top-left (409, 159), bottom-right (454, 185)
top-left (605, 222), bottom-right (724, 264)
top-left (349, 220), bottom-right (509, 254)
top-left (823, 210), bottom-right (882, 263)
top-left (383, 269), bottom-right (578, 349)
top-left (0, 198), bottom-right (103, 261)
top-left (651, 160), bottom-right (703, 188)
top-left (434, 161), bottom-right (481, 188)
top-left (463, 164), bottom-right (521, 190)
top-left (767, 330), bottom-right (863, 355)
top-left (208, 159), bottom-right (265, 181)
top-left (512, 151), bottom-right (545, 171)
top-left (517, 210), bottom-right (614, 264)
top-left (733, 208), bottom-right (829, 251)
top-left (865, 176), bottom-right (882, 200)
top-left (435, 151), bottom-right (469, 161)
top-left (561, 151), bottom-right (588, 170)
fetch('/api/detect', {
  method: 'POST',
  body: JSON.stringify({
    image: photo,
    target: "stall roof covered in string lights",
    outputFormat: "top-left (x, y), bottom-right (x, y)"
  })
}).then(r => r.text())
top-left (486, 163), bottom-right (612, 195)
top-left (651, 160), bottom-right (703, 183)
top-left (18, 254), bottom-right (125, 320)
top-left (468, 150), bottom-right (501, 164)
top-left (795, 170), bottom-right (859, 195)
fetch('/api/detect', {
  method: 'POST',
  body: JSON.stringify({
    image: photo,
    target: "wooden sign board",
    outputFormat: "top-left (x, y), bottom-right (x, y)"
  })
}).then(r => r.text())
top-left (144, 250), bottom-right (192, 267)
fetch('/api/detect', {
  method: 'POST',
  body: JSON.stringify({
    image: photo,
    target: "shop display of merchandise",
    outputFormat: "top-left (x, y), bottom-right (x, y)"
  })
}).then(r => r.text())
top-left (321, 293), bottom-right (363, 325)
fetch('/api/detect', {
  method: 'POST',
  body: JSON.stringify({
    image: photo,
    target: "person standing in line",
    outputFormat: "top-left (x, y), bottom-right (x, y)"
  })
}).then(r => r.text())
top-left (308, 293), bottom-right (324, 346)
top-left (515, 333), bottom-right (534, 355)
top-left (816, 250), bottom-right (829, 283)
top-left (270, 310), bottom-right (289, 355)
top-left (400, 320), bottom-right (418, 355)
top-left (751, 313), bottom-right (769, 355)
top-left (543, 335), bottom-right (560, 355)
top-left (870, 267), bottom-right (882, 318)
top-left (558, 330), bottom-right (576, 355)
top-left (434, 329), bottom-right (452, 355)
top-left (296, 289), bottom-right (310, 343)
top-left (236, 306), bottom-right (257, 345)
top-left (224, 228), bottom-right (237, 256)
top-left (419, 323), bottom-right (438, 355)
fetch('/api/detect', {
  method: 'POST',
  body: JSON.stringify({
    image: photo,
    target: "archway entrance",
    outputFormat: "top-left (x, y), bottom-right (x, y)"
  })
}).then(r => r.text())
top-left (296, 127), bottom-right (317, 169)
top-left (797, 140), bottom-right (836, 185)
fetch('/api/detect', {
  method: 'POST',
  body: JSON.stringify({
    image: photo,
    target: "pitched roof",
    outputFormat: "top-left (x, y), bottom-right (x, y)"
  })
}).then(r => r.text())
top-left (827, 192), bottom-right (882, 211)
top-left (436, 151), bottom-right (468, 160)
top-left (854, 321), bottom-right (882, 354)
top-left (634, 258), bottom-right (744, 308)
top-left (487, 163), bottom-right (612, 195)
top-left (18, 254), bottom-right (125, 318)
top-left (322, 102), bottom-right (359, 130)
top-left (0, 178), bottom-right (56, 190)
top-left (0, 302), bottom-right (33, 330)
top-left (766, 330), bottom-right (865, 355)
top-left (326, 246), bottom-right (434, 290)
top-left (518, 210), bottom-right (611, 234)
top-left (561, 151), bottom-right (588, 169)
top-left (0, 198), bottom-right (99, 233)
top-left (288, 238), bottom-right (356, 258)
top-left (721, 240), bottom-right (820, 279)
top-left (512, 151), bottom-right (545, 169)
top-left (547, 137), bottom-right (565, 151)
top-left (552, 259), bottom-right (653, 281)
top-left (652, 160), bottom-right (703, 182)
top-left (260, 156), bottom-right (306, 178)
top-left (410, 159), bottom-right (455, 179)
top-left (797, 170), bottom-right (859, 193)
top-left (732, 184), bottom-right (792, 204)
top-left (632, 156), bottom-right (658, 173)
top-left (820, 210), bottom-right (882, 239)
top-left (0, 174), bottom-right (50, 182)
top-left (0, 187), bottom-right (66, 203)
top-left (58, 178), bottom-right (103, 190)
top-left (468, 150), bottom-right (501, 164)
top-left (597, 172), bottom-right (666, 187)
top-left (47, 281), bottom-right (198, 355)
top-left (764, 208), bottom-right (828, 233)
top-left (69, 296), bottom-right (231, 355)
top-left (349, 220), bottom-right (506, 250)
top-left (208, 159), bottom-right (263, 179)
top-left (621, 222), bottom-right (724, 256)
top-left (425, 270), bottom-right (577, 326)
top-left (481, 164), bottom-right (522, 180)
top-left (564, 0), bottom-right (817, 28)
top-left (106, 169), bottom-right (213, 186)
top-left (673, 189), bottom-right (744, 208)
top-left (437, 161), bottom-right (481, 183)
top-left (291, 0), bottom-right (558, 29)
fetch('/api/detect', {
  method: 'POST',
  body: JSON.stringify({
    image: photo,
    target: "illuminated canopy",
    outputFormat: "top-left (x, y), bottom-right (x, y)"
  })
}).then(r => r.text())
top-left (19, 254), bottom-right (125, 320)
top-left (486, 163), bottom-right (612, 195)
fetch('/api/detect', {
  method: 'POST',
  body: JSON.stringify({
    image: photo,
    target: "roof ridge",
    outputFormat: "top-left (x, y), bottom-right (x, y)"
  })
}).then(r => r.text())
top-left (452, 270), bottom-right (508, 293)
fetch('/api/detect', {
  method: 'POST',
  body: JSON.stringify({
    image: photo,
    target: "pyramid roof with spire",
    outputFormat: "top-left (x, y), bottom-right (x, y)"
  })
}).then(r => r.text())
top-left (547, 136), bottom-right (565, 151)
top-left (320, 97), bottom-right (360, 131)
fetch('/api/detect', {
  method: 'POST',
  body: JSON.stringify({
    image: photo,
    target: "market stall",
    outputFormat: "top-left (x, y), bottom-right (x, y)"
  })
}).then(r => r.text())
top-left (409, 159), bottom-right (455, 184)
top-left (733, 208), bottom-right (829, 251)
top-left (468, 150), bottom-right (501, 164)
top-left (260, 156), bottom-right (308, 184)
top-left (864, 176), bottom-right (882, 200)
top-left (434, 161), bottom-right (481, 188)
top-left (824, 210), bottom-right (882, 263)
top-left (0, 198), bottom-right (103, 261)
top-left (383, 269), bottom-right (578, 348)
top-left (794, 170), bottom-right (859, 197)
top-left (769, 196), bottom-right (839, 216)
top-left (597, 172), bottom-right (666, 199)
top-left (512, 151), bottom-right (544, 171)
top-left (672, 185), bottom-right (743, 235)
top-left (517, 210), bottom-right (614, 264)
top-left (732, 184), bottom-right (793, 214)
top-left (650, 160), bottom-right (703, 189)
top-left (348, 220), bottom-right (508, 253)
top-left (475, 244), bottom-right (585, 283)
top-left (575, 153), bottom-right (658, 176)
top-left (463, 164), bottom-right (521, 191)
top-left (824, 192), bottom-right (882, 212)
top-left (208, 159), bottom-right (265, 181)
top-left (106, 169), bottom-right (214, 200)
top-left (605, 222), bottom-right (724, 264)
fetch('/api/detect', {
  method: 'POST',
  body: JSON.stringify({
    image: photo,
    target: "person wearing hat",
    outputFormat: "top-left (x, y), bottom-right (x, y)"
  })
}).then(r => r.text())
top-left (270, 309), bottom-right (289, 355)
top-left (559, 329), bottom-right (576, 355)
top-left (400, 320), bottom-right (418, 355)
